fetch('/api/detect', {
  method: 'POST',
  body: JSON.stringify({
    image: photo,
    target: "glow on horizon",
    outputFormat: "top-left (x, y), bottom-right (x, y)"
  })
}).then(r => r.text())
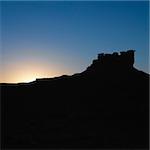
top-left (1, 60), bottom-right (73, 83)
top-left (1, 70), bottom-right (70, 83)
top-left (1, 1), bottom-right (149, 83)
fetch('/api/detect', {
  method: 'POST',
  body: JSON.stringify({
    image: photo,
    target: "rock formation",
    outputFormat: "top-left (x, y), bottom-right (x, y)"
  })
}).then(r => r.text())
top-left (1, 50), bottom-right (149, 149)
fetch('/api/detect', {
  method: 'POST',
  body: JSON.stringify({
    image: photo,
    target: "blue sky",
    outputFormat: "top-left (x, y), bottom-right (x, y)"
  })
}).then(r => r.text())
top-left (1, 1), bottom-right (149, 83)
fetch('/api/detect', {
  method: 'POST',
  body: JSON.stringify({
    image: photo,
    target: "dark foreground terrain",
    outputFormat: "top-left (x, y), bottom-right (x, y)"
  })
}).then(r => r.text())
top-left (1, 50), bottom-right (149, 149)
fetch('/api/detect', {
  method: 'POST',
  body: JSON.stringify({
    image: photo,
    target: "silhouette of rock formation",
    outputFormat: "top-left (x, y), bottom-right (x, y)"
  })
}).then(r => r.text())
top-left (1, 50), bottom-right (149, 149)
top-left (86, 50), bottom-right (135, 73)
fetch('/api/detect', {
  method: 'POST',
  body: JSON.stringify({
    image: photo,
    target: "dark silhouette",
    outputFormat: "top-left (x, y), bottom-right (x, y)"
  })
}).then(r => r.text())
top-left (1, 50), bottom-right (149, 149)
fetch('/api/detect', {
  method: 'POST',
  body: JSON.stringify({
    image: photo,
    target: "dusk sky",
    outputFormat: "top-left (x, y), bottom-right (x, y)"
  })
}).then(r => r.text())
top-left (1, 1), bottom-right (149, 83)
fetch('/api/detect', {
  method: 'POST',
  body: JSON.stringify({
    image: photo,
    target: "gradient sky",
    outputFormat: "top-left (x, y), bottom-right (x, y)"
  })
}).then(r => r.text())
top-left (1, 1), bottom-right (149, 83)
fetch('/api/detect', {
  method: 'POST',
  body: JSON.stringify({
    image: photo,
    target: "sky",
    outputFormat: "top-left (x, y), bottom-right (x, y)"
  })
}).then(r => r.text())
top-left (0, 1), bottom-right (149, 83)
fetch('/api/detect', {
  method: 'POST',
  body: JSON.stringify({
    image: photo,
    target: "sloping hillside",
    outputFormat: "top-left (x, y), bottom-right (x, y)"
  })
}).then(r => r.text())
top-left (1, 50), bottom-right (149, 148)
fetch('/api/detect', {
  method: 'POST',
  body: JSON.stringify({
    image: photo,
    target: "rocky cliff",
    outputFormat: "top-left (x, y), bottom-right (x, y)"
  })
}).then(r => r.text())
top-left (1, 50), bottom-right (149, 149)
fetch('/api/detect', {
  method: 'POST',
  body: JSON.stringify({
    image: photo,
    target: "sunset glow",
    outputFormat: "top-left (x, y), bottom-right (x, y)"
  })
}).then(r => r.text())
top-left (1, 1), bottom-right (149, 83)
top-left (2, 69), bottom-right (68, 83)
top-left (1, 60), bottom-right (72, 83)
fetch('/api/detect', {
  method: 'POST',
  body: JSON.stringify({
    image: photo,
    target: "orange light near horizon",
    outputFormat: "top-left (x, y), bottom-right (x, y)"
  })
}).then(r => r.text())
top-left (12, 73), bottom-right (37, 83)
top-left (1, 60), bottom-right (72, 83)
top-left (1, 70), bottom-right (62, 83)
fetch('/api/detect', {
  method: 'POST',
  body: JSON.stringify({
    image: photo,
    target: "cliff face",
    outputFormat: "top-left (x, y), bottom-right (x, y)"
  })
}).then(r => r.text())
top-left (1, 50), bottom-right (149, 149)
top-left (85, 50), bottom-right (135, 73)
